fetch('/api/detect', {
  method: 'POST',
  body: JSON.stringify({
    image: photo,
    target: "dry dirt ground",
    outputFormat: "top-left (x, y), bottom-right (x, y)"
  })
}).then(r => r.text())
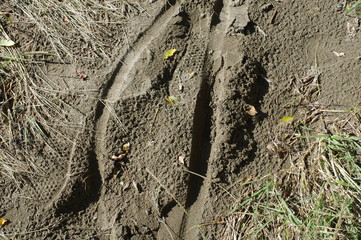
top-left (1, 0), bottom-right (360, 239)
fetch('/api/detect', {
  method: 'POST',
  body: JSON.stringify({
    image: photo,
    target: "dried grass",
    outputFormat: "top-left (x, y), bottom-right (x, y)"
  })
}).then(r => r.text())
top-left (222, 112), bottom-right (361, 240)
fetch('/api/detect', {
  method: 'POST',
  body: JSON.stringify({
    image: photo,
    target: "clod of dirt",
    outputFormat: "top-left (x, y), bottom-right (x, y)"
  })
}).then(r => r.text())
top-left (230, 0), bottom-right (244, 7)
top-left (227, 5), bottom-right (250, 35)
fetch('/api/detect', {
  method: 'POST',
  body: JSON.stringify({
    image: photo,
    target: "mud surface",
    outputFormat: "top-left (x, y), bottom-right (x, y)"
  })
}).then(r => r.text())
top-left (1, 0), bottom-right (360, 239)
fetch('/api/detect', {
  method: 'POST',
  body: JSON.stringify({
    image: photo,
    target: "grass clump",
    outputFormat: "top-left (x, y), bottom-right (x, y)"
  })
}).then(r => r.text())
top-left (0, 28), bottom-right (47, 183)
top-left (345, 1), bottom-right (361, 18)
top-left (12, 0), bottom-right (145, 60)
top-left (0, 0), bottom-right (146, 185)
top-left (223, 134), bottom-right (361, 239)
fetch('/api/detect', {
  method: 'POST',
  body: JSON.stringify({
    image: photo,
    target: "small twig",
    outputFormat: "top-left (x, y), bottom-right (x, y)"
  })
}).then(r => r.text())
top-left (269, 9), bottom-right (278, 24)
top-left (186, 221), bottom-right (225, 233)
top-left (182, 166), bottom-right (206, 179)
top-left (318, 109), bottom-right (350, 113)
top-left (150, 107), bottom-right (160, 130)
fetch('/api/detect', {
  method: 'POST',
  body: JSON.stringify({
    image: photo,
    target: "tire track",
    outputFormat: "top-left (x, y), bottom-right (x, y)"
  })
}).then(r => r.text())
top-left (92, 0), bottom-right (242, 238)
top-left (179, 0), bottom-right (236, 239)
top-left (93, 0), bottom-right (184, 182)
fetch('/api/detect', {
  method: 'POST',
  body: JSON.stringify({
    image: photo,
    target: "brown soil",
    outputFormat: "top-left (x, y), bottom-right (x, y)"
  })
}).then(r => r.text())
top-left (1, 0), bottom-right (360, 239)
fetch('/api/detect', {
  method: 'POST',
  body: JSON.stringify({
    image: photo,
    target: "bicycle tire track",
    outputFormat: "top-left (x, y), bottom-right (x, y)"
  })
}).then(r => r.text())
top-left (93, 0), bottom-right (185, 182)
top-left (179, 0), bottom-right (245, 239)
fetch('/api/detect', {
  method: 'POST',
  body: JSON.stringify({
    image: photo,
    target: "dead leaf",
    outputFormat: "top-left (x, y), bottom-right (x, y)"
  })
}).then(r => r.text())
top-left (0, 218), bottom-right (9, 226)
top-left (178, 155), bottom-right (186, 165)
top-left (245, 104), bottom-right (257, 116)
top-left (111, 154), bottom-right (126, 161)
top-left (122, 143), bottom-right (130, 151)
top-left (75, 69), bottom-right (88, 81)
top-left (241, 176), bottom-right (257, 183)
top-left (332, 51), bottom-right (345, 57)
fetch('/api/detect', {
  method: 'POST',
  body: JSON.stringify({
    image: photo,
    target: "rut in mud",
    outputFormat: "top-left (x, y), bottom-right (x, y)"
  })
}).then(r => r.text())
top-left (89, 0), bottom-right (263, 238)
top-left (85, 1), bottom-right (261, 239)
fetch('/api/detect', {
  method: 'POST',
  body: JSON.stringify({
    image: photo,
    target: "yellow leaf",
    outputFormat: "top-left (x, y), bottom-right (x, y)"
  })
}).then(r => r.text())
top-left (163, 49), bottom-right (176, 59)
top-left (281, 116), bottom-right (294, 123)
top-left (0, 218), bottom-right (9, 226)
top-left (122, 143), bottom-right (130, 151)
